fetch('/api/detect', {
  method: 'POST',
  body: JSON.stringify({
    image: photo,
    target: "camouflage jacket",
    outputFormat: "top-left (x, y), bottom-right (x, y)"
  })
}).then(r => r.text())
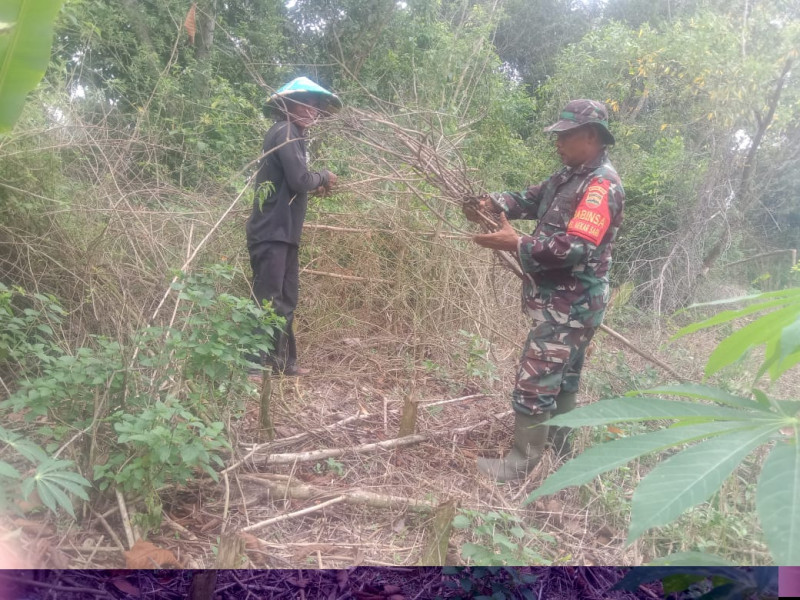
top-left (492, 151), bottom-right (624, 328)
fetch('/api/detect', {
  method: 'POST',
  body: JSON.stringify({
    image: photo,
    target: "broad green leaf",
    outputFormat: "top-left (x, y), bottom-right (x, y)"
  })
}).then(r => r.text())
top-left (757, 437), bottom-right (800, 565)
top-left (0, 0), bottom-right (66, 131)
top-left (675, 294), bottom-right (800, 338)
top-left (681, 287), bottom-right (800, 312)
top-left (662, 574), bottom-right (707, 595)
top-left (647, 551), bottom-right (735, 566)
top-left (0, 460), bottom-right (20, 478)
top-left (34, 479), bottom-right (58, 513)
top-left (635, 384), bottom-right (770, 411)
top-left (695, 583), bottom-right (739, 600)
top-left (627, 425), bottom-right (777, 543)
top-left (613, 567), bottom-right (745, 590)
top-left (779, 316), bottom-right (800, 362)
top-left (38, 479), bottom-right (75, 517)
top-left (546, 397), bottom-right (762, 428)
top-left (525, 421), bottom-right (755, 504)
top-left (770, 347), bottom-right (800, 380)
top-left (706, 304), bottom-right (800, 376)
top-left (452, 514), bottom-right (471, 529)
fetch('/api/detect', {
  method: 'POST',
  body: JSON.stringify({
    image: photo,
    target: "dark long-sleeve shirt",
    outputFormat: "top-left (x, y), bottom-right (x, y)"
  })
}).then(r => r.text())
top-left (246, 121), bottom-right (331, 246)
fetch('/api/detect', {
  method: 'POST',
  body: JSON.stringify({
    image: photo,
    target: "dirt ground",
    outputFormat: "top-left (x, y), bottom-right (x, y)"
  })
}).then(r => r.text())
top-left (1, 318), bottom-right (791, 571)
top-left (0, 567), bottom-right (675, 600)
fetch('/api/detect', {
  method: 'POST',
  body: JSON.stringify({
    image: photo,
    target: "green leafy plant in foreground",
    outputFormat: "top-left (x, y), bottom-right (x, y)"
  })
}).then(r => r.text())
top-left (1, 265), bottom-right (282, 527)
top-left (439, 566), bottom-right (538, 600)
top-left (526, 287), bottom-right (800, 565)
top-left (0, 0), bottom-right (66, 131)
top-left (0, 425), bottom-right (90, 517)
top-left (452, 509), bottom-right (554, 565)
top-left (614, 567), bottom-right (778, 600)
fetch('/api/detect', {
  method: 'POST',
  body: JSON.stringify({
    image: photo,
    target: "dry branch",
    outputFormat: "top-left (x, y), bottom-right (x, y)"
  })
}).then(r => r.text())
top-left (330, 106), bottom-right (685, 382)
top-left (302, 268), bottom-right (391, 283)
top-left (240, 495), bottom-right (347, 533)
top-left (419, 393), bottom-right (485, 408)
top-left (239, 473), bottom-right (438, 513)
top-left (260, 434), bottom-right (428, 465)
top-left (225, 413), bottom-right (368, 474)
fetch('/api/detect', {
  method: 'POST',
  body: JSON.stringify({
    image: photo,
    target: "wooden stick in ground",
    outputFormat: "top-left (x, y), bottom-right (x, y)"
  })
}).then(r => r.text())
top-left (258, 369), bottom-right (274, 442)
top-left (240, 495), bottom-right (347, 533)
top-left (215, 533), bottom-right (246, 569)
top-left (419, 498), bottom-right (459, 566)
top-left (239, 473), bottom-right (437, 512)
top-left (115, 489), bottom-right (136, 549)
top-left (189, 570), bottom-right (218, 600)
top-left (398, 390), bottom-right (418, 437)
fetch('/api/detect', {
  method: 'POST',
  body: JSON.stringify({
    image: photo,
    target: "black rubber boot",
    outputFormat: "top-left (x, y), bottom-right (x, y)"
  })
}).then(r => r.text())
top-left (477, 411), bottom-right (550, 482)
top-left (548, 390), bottom-right (577, 458)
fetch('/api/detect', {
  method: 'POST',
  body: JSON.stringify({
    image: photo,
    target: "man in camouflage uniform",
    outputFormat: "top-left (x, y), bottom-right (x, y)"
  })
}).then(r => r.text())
top-left (464, 99), bottom-right (624, 482)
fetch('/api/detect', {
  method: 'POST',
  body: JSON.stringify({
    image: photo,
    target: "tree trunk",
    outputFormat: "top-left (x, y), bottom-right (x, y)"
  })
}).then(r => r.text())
top-left (692, 59), bottom-right (793, 284)
top-left (195, 0), bottom-right (217, 62)
top-left (188, 570), bottom-right (218, 600)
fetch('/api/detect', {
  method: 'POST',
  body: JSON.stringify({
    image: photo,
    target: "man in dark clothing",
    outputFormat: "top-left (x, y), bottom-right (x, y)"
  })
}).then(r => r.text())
top-left (246, 77), bottom-right (340, 376)
top-left (464, 99), bottom-right (624, 482)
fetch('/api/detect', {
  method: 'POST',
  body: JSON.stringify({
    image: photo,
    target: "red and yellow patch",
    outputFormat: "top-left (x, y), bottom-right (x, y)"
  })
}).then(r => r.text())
top-left (567, 178), bottom-right (611, 245)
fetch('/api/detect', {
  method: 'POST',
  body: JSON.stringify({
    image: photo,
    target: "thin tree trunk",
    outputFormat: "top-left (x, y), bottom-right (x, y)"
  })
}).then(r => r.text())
top-left (194, 0), bottom-right (217, 98)
top-left (695, 59), bottom-right (793, 282)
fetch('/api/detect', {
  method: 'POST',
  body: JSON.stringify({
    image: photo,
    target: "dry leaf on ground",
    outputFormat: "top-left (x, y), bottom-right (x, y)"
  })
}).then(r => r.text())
top-left (124, 540), bottom-right (181, 568)
top-left (111, 577), bottom-right (141, 597)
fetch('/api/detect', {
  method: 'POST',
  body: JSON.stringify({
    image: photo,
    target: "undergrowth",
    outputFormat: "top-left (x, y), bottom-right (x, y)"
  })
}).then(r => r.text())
top-left (0, 265), bottom-right (282, 532)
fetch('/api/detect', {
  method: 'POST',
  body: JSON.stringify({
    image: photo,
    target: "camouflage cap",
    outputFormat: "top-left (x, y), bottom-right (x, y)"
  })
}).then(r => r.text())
top-left (544, 99), bottom-right (615, 145)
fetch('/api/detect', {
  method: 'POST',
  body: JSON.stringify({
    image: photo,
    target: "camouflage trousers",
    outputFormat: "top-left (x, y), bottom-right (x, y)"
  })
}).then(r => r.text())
top-left (511, 320), bottom-right (596, 416)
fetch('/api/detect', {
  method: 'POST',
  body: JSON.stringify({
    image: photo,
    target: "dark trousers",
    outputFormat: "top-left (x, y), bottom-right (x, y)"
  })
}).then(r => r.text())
top-left (248, 241), bottom-right (299, 369)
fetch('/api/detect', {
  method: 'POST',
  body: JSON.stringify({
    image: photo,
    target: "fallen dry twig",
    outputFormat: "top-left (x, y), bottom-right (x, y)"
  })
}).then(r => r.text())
top-left (240, 473), bottom-right (438, 513)
top-left (241, 495), bottom-right (347, 533)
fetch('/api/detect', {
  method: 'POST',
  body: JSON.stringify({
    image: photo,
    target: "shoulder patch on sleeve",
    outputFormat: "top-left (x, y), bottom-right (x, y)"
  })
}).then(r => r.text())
top-left (567, 178), bottom-right (611, 245)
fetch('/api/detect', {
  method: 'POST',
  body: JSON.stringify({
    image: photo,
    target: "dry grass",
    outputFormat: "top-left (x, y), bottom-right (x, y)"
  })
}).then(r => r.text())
top-left (3, 295), bottom-right (783, 569)
top-left (0, 566), bottom-right (682, 600)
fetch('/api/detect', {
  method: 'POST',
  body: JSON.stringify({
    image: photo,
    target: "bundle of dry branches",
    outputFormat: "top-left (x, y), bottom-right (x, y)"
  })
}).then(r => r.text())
top-left (323, 105), bottom-right (684, 381)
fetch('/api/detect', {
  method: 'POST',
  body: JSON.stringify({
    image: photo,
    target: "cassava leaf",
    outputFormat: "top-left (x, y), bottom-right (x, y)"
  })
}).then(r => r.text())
top-left (693, 583), bottom-right (738, 600)
top-left (680, 287), bottom-right (800, 312)
top-left (0, 0), bottom-right (66, 131)
top-left (526, 420), bottom-right (757, 504)
top-left (647, 551), bottom-right (735, 566)
top-left (706, 303), bottom-right (800, 376)
top-left (613, 567), bottom-right (745, 590)
top-left (37, 478), bottom-right (76, 517)
top-left (674, 294), bottom-right (800, 338)
top-left (662, 574), bottom-right (708, 595)
top-left (757, 436), bottom-right (800, 565)
top-left (546, 397), bottom-right (762, 428)
top-left (0, 460), bottom-right (21, 478)
top-left (634, 384), bottom-right (770, 411)
top-left (627, 425), bottom-right (778, 543)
